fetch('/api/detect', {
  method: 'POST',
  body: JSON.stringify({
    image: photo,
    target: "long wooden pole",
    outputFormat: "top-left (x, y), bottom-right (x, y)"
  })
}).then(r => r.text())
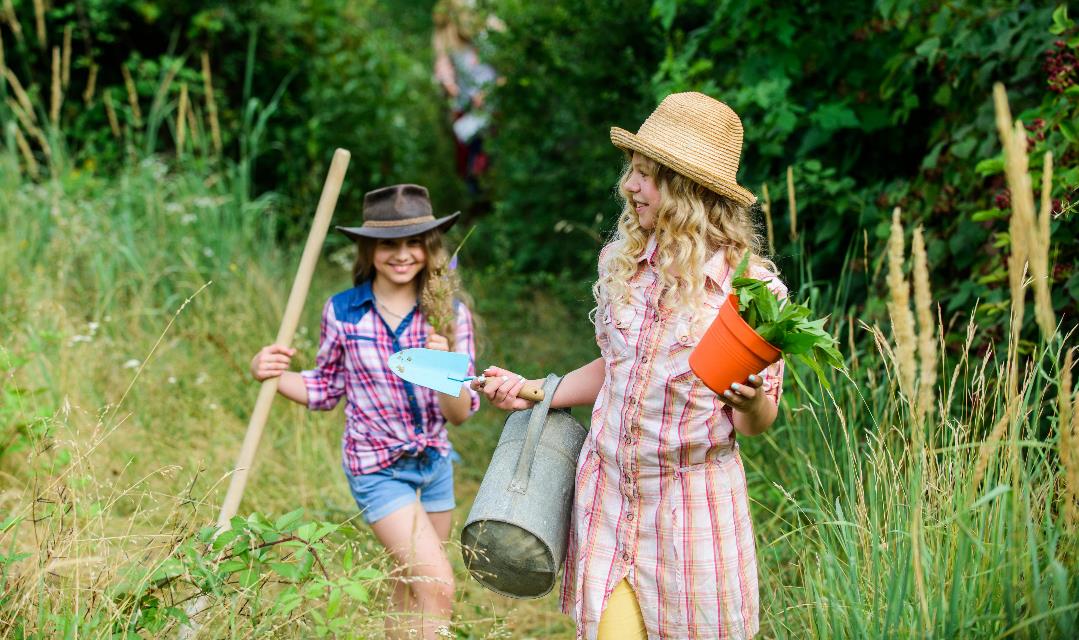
top-left (179, 148), bottom-right (350, 637)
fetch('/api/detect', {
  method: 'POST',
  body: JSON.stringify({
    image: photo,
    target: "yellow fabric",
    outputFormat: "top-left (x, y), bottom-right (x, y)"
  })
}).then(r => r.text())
top-left (597, 579), bottom-right (648, 640)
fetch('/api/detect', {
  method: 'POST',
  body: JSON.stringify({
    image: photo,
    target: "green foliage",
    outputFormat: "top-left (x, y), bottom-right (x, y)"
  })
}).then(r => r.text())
top-left (0, 0), bottom-right (462, 234)
top-left (731, 252), bottom-right (843, 394)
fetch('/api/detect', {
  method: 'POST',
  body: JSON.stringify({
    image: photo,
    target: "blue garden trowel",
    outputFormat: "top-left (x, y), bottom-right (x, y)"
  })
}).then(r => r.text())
top-left (388, 348), bottom-right (545, 401)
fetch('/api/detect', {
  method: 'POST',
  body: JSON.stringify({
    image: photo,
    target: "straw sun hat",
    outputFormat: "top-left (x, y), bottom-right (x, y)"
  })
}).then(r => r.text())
top-left (610, 92), bottom-right (756, 206)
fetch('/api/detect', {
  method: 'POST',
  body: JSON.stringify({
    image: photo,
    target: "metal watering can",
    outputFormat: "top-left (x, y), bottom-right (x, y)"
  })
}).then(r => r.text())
top-left (460, 374), bottom-right (587, 598)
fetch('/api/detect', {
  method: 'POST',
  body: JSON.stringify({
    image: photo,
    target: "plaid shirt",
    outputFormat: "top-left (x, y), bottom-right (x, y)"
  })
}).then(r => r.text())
top-left (561, 238), bottom-right (786, 639)
top-left (301, 280), bottom-right (480, 475)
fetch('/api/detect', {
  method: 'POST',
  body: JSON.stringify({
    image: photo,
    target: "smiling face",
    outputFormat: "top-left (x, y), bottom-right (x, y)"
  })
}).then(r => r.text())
top-left (372, 235), bottom-right (427, 287)
top-left (623, 152), bottom-right (662, 230)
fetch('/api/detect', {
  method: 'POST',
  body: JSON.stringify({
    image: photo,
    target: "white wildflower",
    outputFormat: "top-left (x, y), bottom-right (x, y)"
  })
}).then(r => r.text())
top-left (167, 376), bottom-right (177, 384)
top-left (181, 213), bottom-right (197, 225)
top-left (123, 359), bottom-right (141, 369)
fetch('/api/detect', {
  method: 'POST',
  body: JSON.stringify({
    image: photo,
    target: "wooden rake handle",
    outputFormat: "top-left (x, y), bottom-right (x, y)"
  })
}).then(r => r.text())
top-left (217, 148), bottom-right (350, 527)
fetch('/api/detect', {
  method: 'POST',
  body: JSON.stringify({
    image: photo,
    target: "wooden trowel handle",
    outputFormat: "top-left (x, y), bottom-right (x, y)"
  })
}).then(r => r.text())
top-left (518, 383), bottom-right (545, 402)
top-left (474, 376), bottom-right (546, 401)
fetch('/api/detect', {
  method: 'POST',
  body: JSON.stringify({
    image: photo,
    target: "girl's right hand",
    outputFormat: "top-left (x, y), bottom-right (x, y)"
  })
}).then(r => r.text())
top-left (250, 344), bottom-right (296, 381)
top-left (473, 366), bottom-right (536, 411)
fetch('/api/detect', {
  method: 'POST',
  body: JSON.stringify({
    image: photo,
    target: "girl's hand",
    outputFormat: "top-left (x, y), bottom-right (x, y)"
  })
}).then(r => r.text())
top-left (250, 344), bottom-right (295, 382)
top-left (722, 374), bottom-right (768, 414)
top-left (472, 366), bottom-right (536, 411)
top-left (427, 332), bottom-right (450, 352)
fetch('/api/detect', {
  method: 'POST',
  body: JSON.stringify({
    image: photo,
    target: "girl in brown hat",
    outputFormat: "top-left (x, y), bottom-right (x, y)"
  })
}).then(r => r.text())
top-left (476, 93), bottom-right (785, 639)
top-left (250, 184), bottom-right (479, 638)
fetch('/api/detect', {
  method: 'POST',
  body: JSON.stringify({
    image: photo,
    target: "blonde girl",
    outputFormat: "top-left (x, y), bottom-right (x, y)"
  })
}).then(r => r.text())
top-left (477, 93), bottom-right (785, 640)
top-left (251, 184), bottom-right (479, 639)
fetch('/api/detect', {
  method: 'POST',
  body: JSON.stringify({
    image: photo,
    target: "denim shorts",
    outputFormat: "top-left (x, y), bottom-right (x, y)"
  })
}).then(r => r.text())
top-left (345, 448), bottom-right (456, 524)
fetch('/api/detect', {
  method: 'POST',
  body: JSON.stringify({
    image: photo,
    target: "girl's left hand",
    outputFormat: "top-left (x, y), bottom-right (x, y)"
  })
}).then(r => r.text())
top-left (427, 332), bottom-right (450, 352)
top-left (722, 374), bottom-right (767, 414)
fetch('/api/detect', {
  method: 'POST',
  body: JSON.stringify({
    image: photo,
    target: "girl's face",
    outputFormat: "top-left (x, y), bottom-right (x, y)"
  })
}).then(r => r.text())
top-left (624, 152), bottom-right (661, 230)
top-left (372, 235), bottom-right (427, 287)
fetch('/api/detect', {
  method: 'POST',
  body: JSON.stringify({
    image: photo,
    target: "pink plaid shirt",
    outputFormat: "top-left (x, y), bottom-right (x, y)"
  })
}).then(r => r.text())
top-left (561, 238), bottom-right (786, 639)
top-left (301, 280), bottom-right (480, 475)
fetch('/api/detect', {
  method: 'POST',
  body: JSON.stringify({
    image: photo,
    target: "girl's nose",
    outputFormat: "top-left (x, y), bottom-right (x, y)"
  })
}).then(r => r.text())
top-left (625, 176), bottom-right (639, 193)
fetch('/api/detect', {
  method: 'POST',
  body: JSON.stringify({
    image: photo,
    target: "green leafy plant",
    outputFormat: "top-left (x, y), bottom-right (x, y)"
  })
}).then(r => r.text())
top-left (731, 252), bottom-right (844, 394)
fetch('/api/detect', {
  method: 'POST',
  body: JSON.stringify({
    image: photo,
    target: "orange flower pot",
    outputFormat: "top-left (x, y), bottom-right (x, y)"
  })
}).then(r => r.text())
top-left (689, 294), bottom-right (781, 395)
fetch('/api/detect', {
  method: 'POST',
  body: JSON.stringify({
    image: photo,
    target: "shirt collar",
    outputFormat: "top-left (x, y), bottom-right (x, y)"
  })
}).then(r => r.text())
top-left (350, 279), bottom-right (376, 309)
top-left (636, 236), bottom-right (732, 288)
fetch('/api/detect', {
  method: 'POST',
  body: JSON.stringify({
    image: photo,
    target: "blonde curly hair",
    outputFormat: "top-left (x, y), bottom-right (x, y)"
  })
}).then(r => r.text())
top-left (593, 153), bottom-right (775, 332)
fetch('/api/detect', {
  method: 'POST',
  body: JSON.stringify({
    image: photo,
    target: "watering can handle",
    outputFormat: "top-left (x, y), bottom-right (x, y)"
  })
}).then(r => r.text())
top-left (508, 374), bottom-right (563, 494)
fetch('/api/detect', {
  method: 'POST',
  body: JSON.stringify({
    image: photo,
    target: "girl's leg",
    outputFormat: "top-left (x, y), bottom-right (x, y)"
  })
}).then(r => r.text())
top-left (597, 579), bottom-right (648, 640)
top-left (371, 501), bottom-right (455, 639)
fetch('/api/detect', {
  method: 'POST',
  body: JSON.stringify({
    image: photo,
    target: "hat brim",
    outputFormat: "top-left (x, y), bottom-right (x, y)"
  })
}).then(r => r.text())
top-left (610, 127), bottom-right (756, 207)
top-left (335, 211), bottom-right (461, 241)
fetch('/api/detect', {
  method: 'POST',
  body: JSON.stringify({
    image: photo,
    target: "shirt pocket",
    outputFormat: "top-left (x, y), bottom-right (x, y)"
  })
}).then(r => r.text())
top-left (663, 299), bottom-right (724, 382)
top-left (344, 333), bottom-right (378, 369)
top-left (602, 304), bottom-right (638, 360)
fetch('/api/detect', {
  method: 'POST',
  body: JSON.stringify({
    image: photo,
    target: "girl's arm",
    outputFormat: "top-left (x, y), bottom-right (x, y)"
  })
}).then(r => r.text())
top-left (250, 345), bottom-right (310, 405)
top-left (477, 357), bottom-right (606, 411)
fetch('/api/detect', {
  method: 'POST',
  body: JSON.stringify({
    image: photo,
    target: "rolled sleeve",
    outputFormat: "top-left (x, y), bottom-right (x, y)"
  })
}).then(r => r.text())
top-left (454, 301), bottom-right (481, 414)
top-left (301, 299), bottom-right (346, 411)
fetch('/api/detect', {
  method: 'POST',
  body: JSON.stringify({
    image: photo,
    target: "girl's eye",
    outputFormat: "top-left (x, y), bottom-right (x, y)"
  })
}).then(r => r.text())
top-left (407, 239), bottom-right (423, 247)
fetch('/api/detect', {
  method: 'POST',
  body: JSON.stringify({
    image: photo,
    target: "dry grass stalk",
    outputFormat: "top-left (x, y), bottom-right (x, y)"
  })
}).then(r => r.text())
top-left (186, 100), bottom-right (203, 148)
top-left (1061, 348), bottom-right (1077, 528)
top-left (49, 46), bottom-right (61, 126)
top-left (31, 0), bottom-right (44, 48)
top-left (1031, 151), bottom-right (1055, 339)
top-left (14, 126), bottom-right (39, 179)
top-left (176, 82), bottom-right (189, 156)
top-left (7, 97), bottom-right (51, 160)
top-left (421, 256), bottom-right (462, 350)
top-left (848, 313), bottom-right (859, 370)
top-left (149, 60), bottom-right (181, 126)
top-left (993, 83), bottom-right (1033, 408)
top-left (912, 226), bottom-right (937, 423)
top-left (121, 65), bottom-right (142, 127)
top-left (103, 91), bottom-right (121, 138)
top-left (83, 63), bottom-right (98, 104)
top-left (201, 52), bottom-right (222, 155)
top-left (761, 182), bottom-right (775, 255)
top-left (3, 0), bottom-right (23, 42)
top-left (2, 65), bottom-right (38, 123)
top-left (886, 207), bottom-right (917, 401)
top-left (61, 24), bottom-right (71, 88)
top-left (786, 165), bottom-right (798, 241)
top-left (0, 28), bottom-right (4, 69)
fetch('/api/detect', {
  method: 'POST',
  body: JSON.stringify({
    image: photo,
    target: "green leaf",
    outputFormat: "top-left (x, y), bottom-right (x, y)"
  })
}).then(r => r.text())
top-left (343, 581), bottom-right (370, 603)
top-left (1058, 120), bottom-right (1078, 144)
top-left (274, 508), bottom-right (305, 533)
top-left (270, 561), bottom-right (302, 581)
top-left (1051, 4), bottom-right (1070, 34)
top-left (974, 156), bottom-right (1004, 176)
top-left (971, 209), bottom-right (1006, 222)
top-left (238, 566), bottom-right (261, 590)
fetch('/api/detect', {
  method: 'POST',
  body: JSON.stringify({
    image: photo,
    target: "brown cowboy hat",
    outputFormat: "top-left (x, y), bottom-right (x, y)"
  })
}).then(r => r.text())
top-left (610, 92), bottom-right (756, 206)
top-left (336, 184), bottom-right (461, 241)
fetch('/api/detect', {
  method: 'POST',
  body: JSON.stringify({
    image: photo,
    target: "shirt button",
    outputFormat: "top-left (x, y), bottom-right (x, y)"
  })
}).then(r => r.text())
top-left (623, 434), bottom-right (633, 445)
top-left (679, 335), bottom-right (690, 345)
top-left (641, 354), bottom-right (650, 364)
top-left (626, 511), bottom-right (635, 521)
top-left (622, 551), bottom-right (631, 562)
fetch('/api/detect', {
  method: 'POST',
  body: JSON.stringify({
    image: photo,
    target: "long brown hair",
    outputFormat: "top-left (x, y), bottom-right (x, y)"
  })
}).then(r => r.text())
top-left (351, 230), bottom-right (476, 349)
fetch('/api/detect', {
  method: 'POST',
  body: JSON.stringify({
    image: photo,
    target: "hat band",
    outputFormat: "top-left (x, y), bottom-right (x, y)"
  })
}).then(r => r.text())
top-left (362, 215), bottom-right (436, 228)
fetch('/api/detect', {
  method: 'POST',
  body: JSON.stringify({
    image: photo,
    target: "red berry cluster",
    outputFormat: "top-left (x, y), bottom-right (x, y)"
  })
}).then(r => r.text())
top-left (1045, 40), bottom-right (1077, 93)
top-left (995, 189), bottom-right (1011, 209)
